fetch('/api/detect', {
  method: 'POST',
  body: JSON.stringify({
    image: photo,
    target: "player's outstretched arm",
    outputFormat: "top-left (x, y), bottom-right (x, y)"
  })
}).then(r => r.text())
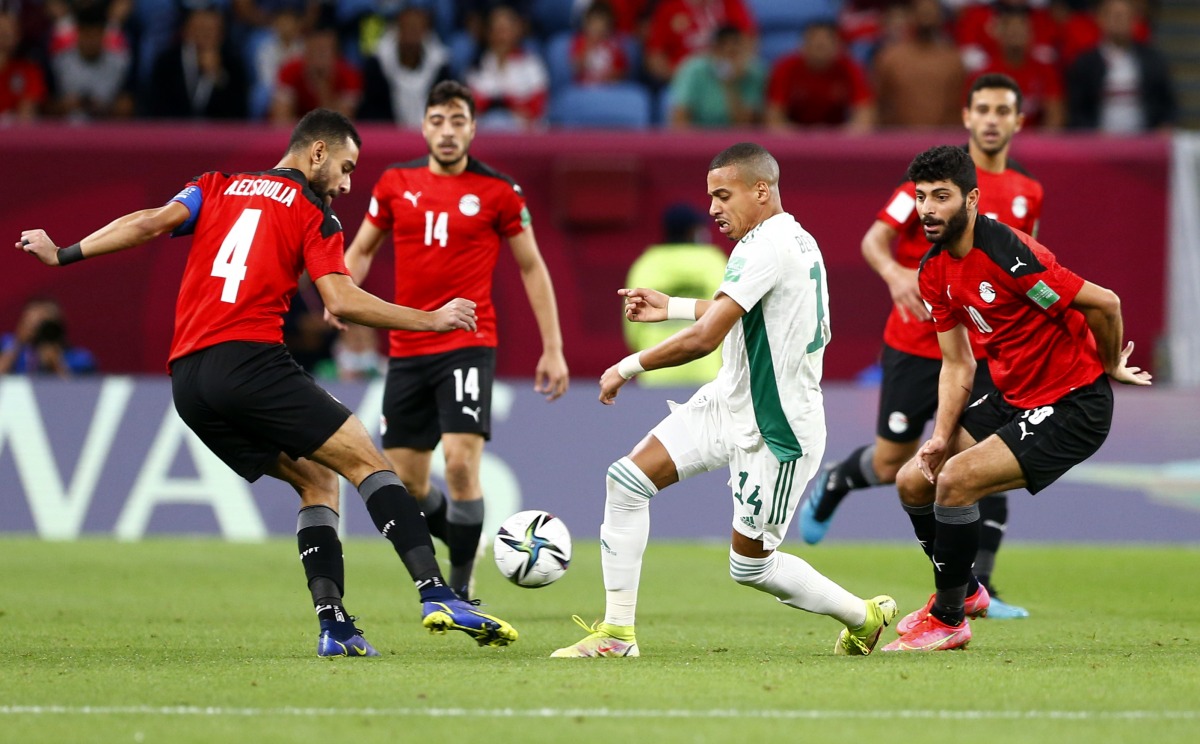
top-left (510, 227), bottom-right (569, 400)
top-left (315, 273), bottom-right (476, 333)
top-left (619, 288), bottom-right (714, 324)
top-left (1071, 281), bottom-right (1152, 385)
top-left (18, 203), bottom-right (190, 266)
top-left (600, 294), bottom-right (740, 404)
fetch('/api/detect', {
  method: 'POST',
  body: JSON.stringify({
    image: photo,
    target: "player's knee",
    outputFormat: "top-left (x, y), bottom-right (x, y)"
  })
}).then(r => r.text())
top-left (933, 459), bottom-right (980, 508)
top-left (873, 457), bottom-right (904, 485)
top-left (605, 462), bottom-right (651, 512)
top-left (895, 459), bottom-right (932, 506)
top-left (443, 457), bottom-right (475, 495)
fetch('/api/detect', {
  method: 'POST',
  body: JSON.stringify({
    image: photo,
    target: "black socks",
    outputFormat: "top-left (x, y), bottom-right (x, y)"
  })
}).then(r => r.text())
top-left (358, 471), bottom-right (454, 602)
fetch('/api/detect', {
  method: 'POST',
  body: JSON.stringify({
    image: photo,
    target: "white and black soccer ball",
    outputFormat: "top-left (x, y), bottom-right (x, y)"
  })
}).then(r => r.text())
top-left (493, 510), bottom-right (571, 588)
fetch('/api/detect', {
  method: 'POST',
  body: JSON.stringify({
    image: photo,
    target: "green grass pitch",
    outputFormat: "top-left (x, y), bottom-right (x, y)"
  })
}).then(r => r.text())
top-left (1, 538), bottom-right (1197, 743)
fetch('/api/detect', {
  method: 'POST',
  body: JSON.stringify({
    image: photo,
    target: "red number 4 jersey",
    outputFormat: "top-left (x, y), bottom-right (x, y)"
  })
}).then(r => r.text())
top-left (167, 168), bottom-right (348, 366)
top-left (918, 216), bottom-right (1102, 408)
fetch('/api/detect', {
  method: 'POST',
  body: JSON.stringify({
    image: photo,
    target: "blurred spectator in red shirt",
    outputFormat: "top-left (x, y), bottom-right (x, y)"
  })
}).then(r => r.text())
top-left (644, 0), bottom-right (755, 88)
top-left (605, 0), bottom-right (655, 37)
top-left (957, 0), bottom-right (1060, 72)
top-left (873, 0), bottom-right (964, 127)
top-left (1058, 0), bottom-right (1150, 66)
top-left (765, 20), bottom-right (874, 132)
top-left (0, 10), bottom-right (46, 122)
top-left (271, 20), bottom-right (363, 125)
top-left (971, 4), bottom-right (1064, 129)
top-left (571, 1), bottom-right (628, 84)
top-left (1066, 0), bottom-right (1174, 133)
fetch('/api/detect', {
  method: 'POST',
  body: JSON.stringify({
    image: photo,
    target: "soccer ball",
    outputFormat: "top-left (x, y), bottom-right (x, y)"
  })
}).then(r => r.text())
top-left (493, 510), bottom-right (572, 588)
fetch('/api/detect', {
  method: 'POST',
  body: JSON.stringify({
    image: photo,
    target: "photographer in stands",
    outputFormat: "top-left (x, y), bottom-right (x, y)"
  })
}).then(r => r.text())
top-left (0, 297), bottom-right (96, 376)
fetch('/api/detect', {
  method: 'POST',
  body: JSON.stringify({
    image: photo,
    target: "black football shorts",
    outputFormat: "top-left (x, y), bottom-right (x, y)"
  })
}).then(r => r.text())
top-left (876, 343), bottom-right (997, 443)
top-left (960, 373), bottom-right (1113, 494)
top-left (170, 341), bottom-right (351, 482)
top-left (380, 346), bottom-right (496, 450)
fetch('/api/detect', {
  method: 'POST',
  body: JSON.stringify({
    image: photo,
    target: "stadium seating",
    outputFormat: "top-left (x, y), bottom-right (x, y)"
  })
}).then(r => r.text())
top-left (747, 0), bottom-right (840, 31)
top-left (759, 29), bottom-right (800, 67)
top-left (549, 83), bottom-right (651, 129)
top-left (531, 0), bottom-right (577, 38)
top-left (545, 31), bottom-right (574, 93)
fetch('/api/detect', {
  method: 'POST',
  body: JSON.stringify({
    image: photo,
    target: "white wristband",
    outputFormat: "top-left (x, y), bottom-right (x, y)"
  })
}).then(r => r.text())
top-left (617, 353), bottom-right (645, 380)
top-left (666, 296), bottom-right (697, 321)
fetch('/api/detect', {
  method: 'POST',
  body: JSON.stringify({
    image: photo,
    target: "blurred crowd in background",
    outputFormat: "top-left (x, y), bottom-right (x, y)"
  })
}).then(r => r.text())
top-left (0, 0), bottom-right (1179, 133)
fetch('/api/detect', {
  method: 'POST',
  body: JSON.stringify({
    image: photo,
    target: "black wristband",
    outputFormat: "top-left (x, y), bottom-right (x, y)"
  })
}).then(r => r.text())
top-left (57, 243), bottom-right (85, 266)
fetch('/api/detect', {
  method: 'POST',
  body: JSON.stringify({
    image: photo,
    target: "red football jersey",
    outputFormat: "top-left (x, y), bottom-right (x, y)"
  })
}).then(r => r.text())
top-left (364, 157), bottom-right (529, 357)
top-left (167, 168), bottom-right (348, 365)
top-left (919, 216), bottom-right (1102, 409)
top-left (876, 151), bottom-right (1044, 359)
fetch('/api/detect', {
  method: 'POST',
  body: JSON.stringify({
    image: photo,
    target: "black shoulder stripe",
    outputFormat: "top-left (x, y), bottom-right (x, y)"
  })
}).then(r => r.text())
top-left (1006, 157), bottom-right (1034, 179)
top-left (918, 242), bottom-right (943, 271)
top-left (465, 157), bottom-right (522, 192)
top-left (974, 215), bottom-right (1043, 277)
top-left (261, 168), bottom-right (343, 237)
top-left (385, 157), bottom-right (429, 172)
top-left (320, 208), bottom-right (344, 239)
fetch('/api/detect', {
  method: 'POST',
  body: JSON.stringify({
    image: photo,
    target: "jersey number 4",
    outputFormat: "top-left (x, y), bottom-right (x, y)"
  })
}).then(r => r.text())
top-left (211, 208), bottom-right (262, 303)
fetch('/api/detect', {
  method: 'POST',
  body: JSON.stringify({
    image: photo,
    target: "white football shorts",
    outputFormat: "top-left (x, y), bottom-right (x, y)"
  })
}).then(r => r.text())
top-left (649, 382), bottom-right (825, 550)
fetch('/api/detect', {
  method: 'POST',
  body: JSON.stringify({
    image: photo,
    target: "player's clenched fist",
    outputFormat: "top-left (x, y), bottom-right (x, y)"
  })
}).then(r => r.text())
top-left (17, 230), bottom-right (60, 266)
top-left (432, 297), bottom-right (477, 332)
top-left (619, 287), bottom-right (668, 323)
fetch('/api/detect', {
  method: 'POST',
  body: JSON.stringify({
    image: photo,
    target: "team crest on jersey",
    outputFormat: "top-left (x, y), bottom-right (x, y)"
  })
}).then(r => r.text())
top-left (979, 281), bottom-right (996, 304)
top-left (459, 194), bottom-right (481, 216)
top-left (1012, 195), bottom-right (1028, 219)
top-left (888, 411), bottom-right (909, 435)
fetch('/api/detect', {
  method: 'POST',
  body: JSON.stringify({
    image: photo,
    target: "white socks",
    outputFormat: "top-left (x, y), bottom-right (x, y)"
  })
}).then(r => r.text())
top-left (600, 457), bottom-right (657, 627)
top-left (728, 548), bottom-right (866, 628)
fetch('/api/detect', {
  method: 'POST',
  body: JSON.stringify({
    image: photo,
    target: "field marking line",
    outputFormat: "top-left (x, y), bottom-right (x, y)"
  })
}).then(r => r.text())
top-left (0, 706), bottom-right (1197, 721)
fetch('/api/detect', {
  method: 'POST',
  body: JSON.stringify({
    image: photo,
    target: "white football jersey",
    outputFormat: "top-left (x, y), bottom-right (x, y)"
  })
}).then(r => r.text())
top-left (715, 212), bottom-right (829, 460)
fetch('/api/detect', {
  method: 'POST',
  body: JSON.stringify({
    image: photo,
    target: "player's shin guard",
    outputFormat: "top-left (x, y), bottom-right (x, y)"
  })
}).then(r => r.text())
top-left (298, 505), bottom-right (346, 622)
top-left (728, 548), bottom-right (866, 628)
top-left (931, 503), bottom-right (981, 624)
top-left (358, 470), bottom-right (452, 599)
top-left (601, 457), bottom-right (657, 627)
top-left (903, 502), bottom-right (937, 560)
top-left (974, 493), bottom-right (1008, 589)
top-left (446, 498), bottom-right (484, 596)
